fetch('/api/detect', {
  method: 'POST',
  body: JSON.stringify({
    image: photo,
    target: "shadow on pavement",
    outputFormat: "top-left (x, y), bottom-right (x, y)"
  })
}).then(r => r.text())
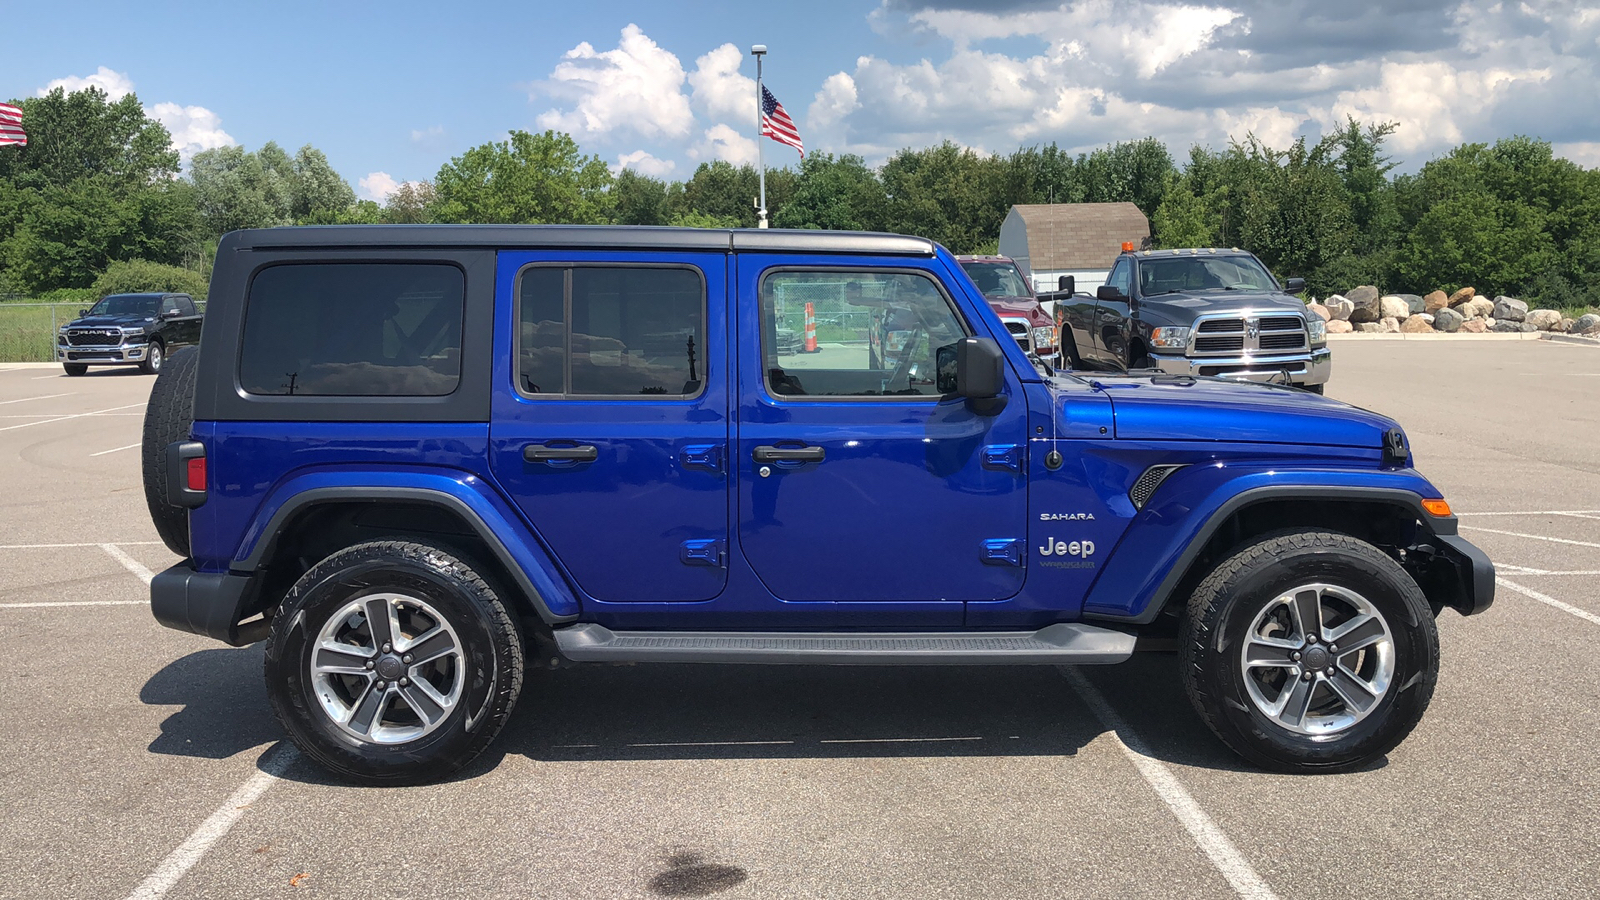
top-left (140, 646), bottom-right (282, 760)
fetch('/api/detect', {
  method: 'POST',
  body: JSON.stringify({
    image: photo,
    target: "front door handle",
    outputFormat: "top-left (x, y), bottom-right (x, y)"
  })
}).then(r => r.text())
top-left (752, 445), bottom-right (825, 463)
top-left (523, 443), bottom-right (598, 463)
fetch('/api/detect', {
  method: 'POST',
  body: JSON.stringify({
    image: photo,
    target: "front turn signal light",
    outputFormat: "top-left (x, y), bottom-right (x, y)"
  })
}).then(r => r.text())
top-left (1422, 498), bottom-right (1452, 517)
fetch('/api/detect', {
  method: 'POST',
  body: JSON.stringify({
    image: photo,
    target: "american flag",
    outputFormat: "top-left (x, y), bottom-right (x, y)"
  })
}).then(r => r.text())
top-left (0, 102), bottom-right (23, 147)
top-left (760, 86), bottom-right (803, 158)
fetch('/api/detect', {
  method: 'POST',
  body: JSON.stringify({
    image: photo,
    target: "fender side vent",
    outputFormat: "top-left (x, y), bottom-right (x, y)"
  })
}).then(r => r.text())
top-left (1130, 464), bottom-right (1185, 510)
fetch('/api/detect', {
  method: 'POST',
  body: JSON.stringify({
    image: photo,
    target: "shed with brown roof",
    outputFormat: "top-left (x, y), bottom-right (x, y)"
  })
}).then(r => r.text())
top-left (999, 203), bottom-right (1151, 293)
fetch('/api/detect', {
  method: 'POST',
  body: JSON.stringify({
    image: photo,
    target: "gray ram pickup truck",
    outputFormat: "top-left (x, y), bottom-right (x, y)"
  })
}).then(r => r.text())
top-left (1051, 247), bottom-right (1330, 393)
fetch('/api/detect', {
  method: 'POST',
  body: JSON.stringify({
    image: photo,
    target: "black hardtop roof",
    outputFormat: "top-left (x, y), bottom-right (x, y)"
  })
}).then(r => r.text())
top-left (221, 224), bottom-right (937, 257)
top-left (102, 292), bottom-right (189, 298)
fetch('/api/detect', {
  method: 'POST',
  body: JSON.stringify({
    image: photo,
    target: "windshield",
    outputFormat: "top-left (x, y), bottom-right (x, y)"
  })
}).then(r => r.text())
top-left (959, 261), bottom-right (1032, 299)
top-left (1137, 256), bottom-right (1279, 295)
top-left (89, 295), bottom-right (161, 317)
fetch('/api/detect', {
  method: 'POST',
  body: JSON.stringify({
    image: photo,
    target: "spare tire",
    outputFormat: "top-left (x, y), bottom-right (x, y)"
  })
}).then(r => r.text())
top-left (142, 346), bottom-right (200, 557)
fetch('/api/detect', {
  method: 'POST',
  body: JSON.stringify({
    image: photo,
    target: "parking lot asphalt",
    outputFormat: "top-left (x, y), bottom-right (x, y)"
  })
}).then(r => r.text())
top-left (0, 340), bottom-right (1596, 900)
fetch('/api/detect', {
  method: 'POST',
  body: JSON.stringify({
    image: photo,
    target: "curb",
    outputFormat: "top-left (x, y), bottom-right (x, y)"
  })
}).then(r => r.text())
top-left (1540, 333), bottom-right (1600, 347)
top-left (1326, 332), bottom-right (1545, 341)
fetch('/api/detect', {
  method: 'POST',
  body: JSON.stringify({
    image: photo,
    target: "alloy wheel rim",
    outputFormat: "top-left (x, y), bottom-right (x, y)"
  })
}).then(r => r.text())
top-left (1239, 583), bottom-right (1395, 737)
top-left (149, 345), bottom-right (162, 370)
top-left (310, 592), bottom-right (465, 744)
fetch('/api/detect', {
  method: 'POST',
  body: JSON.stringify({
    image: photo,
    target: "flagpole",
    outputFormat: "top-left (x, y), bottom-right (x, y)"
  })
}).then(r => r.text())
top-left (752, 43), bottom-right (768, 229)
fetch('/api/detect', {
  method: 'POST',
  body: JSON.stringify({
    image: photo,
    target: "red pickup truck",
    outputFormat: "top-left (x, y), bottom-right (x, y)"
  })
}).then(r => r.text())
top-left (954, 255), bottom-right (1058, 362)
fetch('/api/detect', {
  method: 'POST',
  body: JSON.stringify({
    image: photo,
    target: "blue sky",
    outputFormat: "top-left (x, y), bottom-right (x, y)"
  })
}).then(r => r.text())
top-left (7, 1), bottom-right (1598, 200)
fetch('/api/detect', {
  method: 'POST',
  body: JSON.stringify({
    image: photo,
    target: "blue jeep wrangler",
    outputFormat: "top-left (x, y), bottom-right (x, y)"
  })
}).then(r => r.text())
top-left (142, 226), bottom-right (1493, 785)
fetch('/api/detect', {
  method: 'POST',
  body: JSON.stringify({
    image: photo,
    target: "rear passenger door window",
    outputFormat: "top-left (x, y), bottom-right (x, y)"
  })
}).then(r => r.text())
top-left (516, 265), bottom-right (706, 397)
top-left (239, 263), bottom-right (464, 396)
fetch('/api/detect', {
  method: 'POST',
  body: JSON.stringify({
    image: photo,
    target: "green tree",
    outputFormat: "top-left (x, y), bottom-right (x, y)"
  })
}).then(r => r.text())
top-left (190, 145), bottom-right (287, 235)
top-left (91, 258), bottom-right (210, 298)
top-left (432, 130), bottom-right (614, 224)
top-left (1077, 138), bottom-right (1175, 216)
top-left (290, 145), bottom-right (356, 222)
top-left (382, 180), bottom-right (437, 224)
top-left (772, 153), bottom-right (887, 231)
top-left (1151, 172), bottom-right (1220, 248)
top-left (611, 168), bottom-right (668, 225)
top-left (881, 141), bottom-right (1005, 253)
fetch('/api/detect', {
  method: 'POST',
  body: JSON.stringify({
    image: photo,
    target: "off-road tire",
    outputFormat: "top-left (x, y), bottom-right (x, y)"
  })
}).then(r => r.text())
top-left (1303, 383), bottom-right (1326, 395)
top-left (1058, 324), bottom-right (1083, 369)
top-left (139, 339), bottom-right (165, 375)
top-left (1180, 530), bottom-right (1438, 773)
top-left (63, 363), bottom-right (88, 376)
top-left (264, 540), bottom-right (525, 786)
top-left (141, 346), bottom-right (199, 557)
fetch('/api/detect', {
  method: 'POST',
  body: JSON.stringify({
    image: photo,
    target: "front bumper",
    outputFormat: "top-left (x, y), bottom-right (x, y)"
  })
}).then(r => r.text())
top-left (57, 340), bottom-right (149, 364)
top-left (1148, 346), bottom-right (1331, 386)
top-left (1429, 532), bottom-right (1496, 616)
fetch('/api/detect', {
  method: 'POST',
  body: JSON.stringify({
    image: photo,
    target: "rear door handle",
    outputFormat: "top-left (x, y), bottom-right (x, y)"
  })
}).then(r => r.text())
top-left (752, 445), bottom-right (825, 463)
top-left (523, 443), bottom-right (598, 463)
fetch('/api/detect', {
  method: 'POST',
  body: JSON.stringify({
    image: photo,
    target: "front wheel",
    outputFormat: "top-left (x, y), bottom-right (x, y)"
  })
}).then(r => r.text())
top-left (63, 363), bottom-right (88, 376)
top-left (264, 540), bottom-right (525, 785)
top-left (1180, 530), bottom-right (1438, 773)
top-left (139, 340), bottom-right (164, 375)
top-left (1302, 383), bottom-right (1326, 395)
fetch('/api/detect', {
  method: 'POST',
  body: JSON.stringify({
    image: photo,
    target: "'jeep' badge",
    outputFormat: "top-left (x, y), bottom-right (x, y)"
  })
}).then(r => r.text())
top-left (1039, 538), bottom-right (1095, 557)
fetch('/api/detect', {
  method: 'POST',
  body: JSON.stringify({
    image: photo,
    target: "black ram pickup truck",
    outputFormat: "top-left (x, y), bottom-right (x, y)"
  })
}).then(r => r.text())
top-left (1051, 248), bottom-right (1330, 393)
top-left (57, 292), bottom-right (202, 376)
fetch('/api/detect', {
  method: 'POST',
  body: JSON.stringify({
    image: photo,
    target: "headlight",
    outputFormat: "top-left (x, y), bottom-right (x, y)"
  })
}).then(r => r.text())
top-left (1307, 316), bottom-right (1326, 346)
top-left (1149, 326), bottom-right (1191, 349)
top-left (1030, 326), bottom-right (1054, 350)
top-left (122, 327), bottom-right (148, 342)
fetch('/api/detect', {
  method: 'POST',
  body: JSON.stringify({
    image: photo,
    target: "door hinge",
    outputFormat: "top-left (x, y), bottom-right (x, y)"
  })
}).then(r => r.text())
top-left (981, 538), bottom-right (1025, 567)
top-left (680, 539), bottom-right (727, 567)
top-left (679, 443), bottom-right (724, 474)
top-left (981, 444), bottom-right (1024, 474)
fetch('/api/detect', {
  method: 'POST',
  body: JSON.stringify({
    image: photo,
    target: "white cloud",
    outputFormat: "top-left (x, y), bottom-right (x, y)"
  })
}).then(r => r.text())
top-left (1554, 142), bottom-right (1600, 169)
top-left (147, 102), bottom-right (235, 163)
top-left (688, 44), bottom-right (756, 124)
top-left (535, 24), bottom-right (694, 141)
top-left (411, 125), bottom-right (446, 144)
top-left (689, 123), bottom-right (758, 166)
top-left (1322, 61), bottom-right (1551, 153)
top-left (40, 66), bottom-right (134, 100)
top-left (40, 68), bottom-right (235, 165)
top-left (613, 150), bottom-right (676, 177)
top-left (358, 171), bottom-right (401, 202)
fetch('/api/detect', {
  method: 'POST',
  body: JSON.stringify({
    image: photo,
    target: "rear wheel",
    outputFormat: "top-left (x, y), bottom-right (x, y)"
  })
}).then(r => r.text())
top-left (1180, 530), bottom-right (1438, 773)
top-left (63, 363), bottom-right (88, 376)
top-left (264, 540), bottom-right (525, 785)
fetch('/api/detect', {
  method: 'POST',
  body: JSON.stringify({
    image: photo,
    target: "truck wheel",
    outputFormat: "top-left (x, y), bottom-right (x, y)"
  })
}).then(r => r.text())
top-left (1303, 384), bottom-right (1326, 395)
top-left (1180, 530), bottom-right (1438, 773)
top-left (264, 540), bottom-right (525, 786)
top-left (140, 339), bottom-right (165, 375)
top-left (141, 346), bottom-right (199, 557)
top-left (1057, 324), bottom-right (1082, 369)
top-left (63, 363), bottom-right (88, 377)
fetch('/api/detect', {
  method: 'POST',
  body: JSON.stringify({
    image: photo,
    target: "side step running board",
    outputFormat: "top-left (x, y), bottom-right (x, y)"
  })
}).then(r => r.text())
top-left (552, 623), bottom-right (1136, 666)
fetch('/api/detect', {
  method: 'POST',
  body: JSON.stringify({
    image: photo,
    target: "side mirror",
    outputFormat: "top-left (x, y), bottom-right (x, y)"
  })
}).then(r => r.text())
top-left (161, 309), bottom-right (181, 319)
top-left (1057, 275), bottom-right (1075, 295)
top-left (937, 338), bottom-right (1008, 415)
top-left (78, 309), bottom-right (90, 318)
top-left (1283, 277), bottom-right (1307, 294)
top-left (1096, 285), bottom-right (1125, 302)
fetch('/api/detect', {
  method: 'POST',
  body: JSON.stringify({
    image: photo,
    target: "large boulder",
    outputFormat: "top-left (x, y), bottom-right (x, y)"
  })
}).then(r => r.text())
top-left (1573, 313), bottom-right (1600, 335)
top-left (1324, 295), bottom-right (1355, 321)
top-left (1396, 294), bottom-right (1425, 314)
top-left (1379, 296), bottom-right (1411, 319)
top-left (1462, 296), bottom-right (1496, 319)
top-left (1459, 318), bottom-right (1488, 333)
top-left (1380, 316), bottom-right (1402, 333)
top-left (1432, 307), bottom-right (1465, 332)
top-left (1525, 308), bottom-right (1564, 331)
top-left (1561, 318), bottom-right (1576, 334)
top-left (1448, 287), bottom-right (1477, 307)
top-left (1491, 320), bottom-right (1538, 333)
top-left (1492, 295), bottom-right (1528, 321)
top-left (1325, 319), bottom-right (1353, 334)
top-left (1400, 314), bottom-right (1435, 334)
top-left (1355, 322), bottom-right (1385, 333)
top-left (1306, 302), bottom-right (1332, 321)
top-left (1423, 290), bottom-right (1450, 313)
top-left (1346, 286), bottom-right (1382, 322)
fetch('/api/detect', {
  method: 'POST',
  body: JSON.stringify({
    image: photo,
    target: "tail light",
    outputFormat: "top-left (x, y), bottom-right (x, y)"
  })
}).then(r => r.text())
top-left (167, 441), bottom-right (208, 507)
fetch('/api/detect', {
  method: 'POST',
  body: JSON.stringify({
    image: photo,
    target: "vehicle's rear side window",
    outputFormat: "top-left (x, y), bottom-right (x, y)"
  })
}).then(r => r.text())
top-left (240, 263), bottom-right (464, 396)
top-left (517, 265), bottom-right (705, 397)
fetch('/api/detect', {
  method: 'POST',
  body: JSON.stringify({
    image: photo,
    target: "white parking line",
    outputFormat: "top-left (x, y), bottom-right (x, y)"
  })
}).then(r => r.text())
top-left (0, 392), bottom-right (73, 405)
top-left (1497, 565), bottom-right (1600, 576)
top-left (0, 600), bottom-right (146, 609)
top-left (1459, 526), bottom-right (1600, 550)
top-left (101, 543), bottom-right (155, 585)
top-left (123, 743), bottom-right (299, 900)
top-left (1497, 576), bottom-right (1600, 627)
top-left (1456, 510), bottom-right (1600, 516)
top-left (0, 541), bottom-right (163, 549)
top-left (1061, 668), bottom-right (1280, 900)
top-left (91, 442), bottom-right (142, 457)
top-left (0, 402), bottom-right (146, 433)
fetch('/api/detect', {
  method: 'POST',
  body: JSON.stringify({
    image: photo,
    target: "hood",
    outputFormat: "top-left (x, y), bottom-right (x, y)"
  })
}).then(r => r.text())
top-left (1076, 372), bottom-right (1399, 449)
top-left (986, 296), bottom-right (1049, 324)
top-left (68, 314), bottom-right (156, 328)
top-left (1138, 290), bottom-right (1306, 323)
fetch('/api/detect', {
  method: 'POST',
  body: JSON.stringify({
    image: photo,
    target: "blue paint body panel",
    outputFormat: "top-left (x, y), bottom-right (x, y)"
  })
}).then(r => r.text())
top-left (184, 236), bottom-right (1477, 636)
